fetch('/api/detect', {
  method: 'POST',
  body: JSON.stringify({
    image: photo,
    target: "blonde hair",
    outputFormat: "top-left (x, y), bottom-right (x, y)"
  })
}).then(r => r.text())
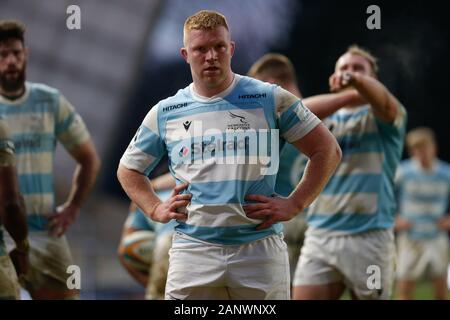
top-left (338, 44), bottom-right (379, 75)
top-left (248, 53), bottom-right (297, 85)
top-left (406, 127), bottom-right (436, 150)
top-left (183, 10), bottom-right (229, 45)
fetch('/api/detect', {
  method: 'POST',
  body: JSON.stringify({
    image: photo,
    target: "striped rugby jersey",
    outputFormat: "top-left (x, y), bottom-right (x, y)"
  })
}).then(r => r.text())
top-left (307, 104), bottom-right (407, 235)
top-left (120, 74), bottom-right (321, 245)
top-left (395, 159), bottom-right (450, 240)
top-left (0, 82), bottom-right (90, 231)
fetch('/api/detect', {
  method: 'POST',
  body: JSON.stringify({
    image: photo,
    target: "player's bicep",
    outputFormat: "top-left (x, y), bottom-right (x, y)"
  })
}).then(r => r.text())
top-left (120, 106), bottom-right (166, 175)
top-left (274, 87), bottom-right (321, 143)
top-left (290, 123), bottom-right (340, 159)
top-left (56, 95), bottom-right (91, 150)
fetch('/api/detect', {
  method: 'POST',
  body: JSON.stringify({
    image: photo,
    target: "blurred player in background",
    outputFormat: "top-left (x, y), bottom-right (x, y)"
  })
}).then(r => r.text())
top-left (395, 127), bottom-right (450, 300)
top-left (247, 53), bottom-right (308, 282)
top-left (292, 45), bottom-right (407, 300)
top-left (248, 53), bottom-right (373, 286)
top-left (118, 10), bottom-right (341, 300)
top-left (0, 20), bottom-right (101, 299)
top-left (0, 118), bottom-right (28, 299)
top-left (118, 173), bottom-right (176, 299)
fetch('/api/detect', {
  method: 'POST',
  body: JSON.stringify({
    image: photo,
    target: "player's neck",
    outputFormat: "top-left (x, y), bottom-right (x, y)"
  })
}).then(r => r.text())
top-left (193, 72), bottom-right (235, 98)
top-left (417, 159), bottom-right (435, 171)
top-left (0, 85), bottom-right (25, 100)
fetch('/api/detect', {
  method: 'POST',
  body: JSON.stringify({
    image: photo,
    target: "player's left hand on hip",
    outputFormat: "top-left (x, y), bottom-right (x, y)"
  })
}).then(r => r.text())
top-left (46, 203), bottom-right (80, 237)
top-left (243, 194), bottom-right (296, 230)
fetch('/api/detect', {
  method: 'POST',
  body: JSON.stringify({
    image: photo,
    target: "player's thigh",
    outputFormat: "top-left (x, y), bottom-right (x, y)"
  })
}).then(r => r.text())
top-left (293, 282), bottom-right (346, 300)
top-left (24, 233), bottom-right (77, 297)
top-left (293, 233), bottom-right (343, 289)
top-left (227, 234), bottom-right (290, 300)
top-left (0, 255), bottom-right (20, 300)
top-left (165, 232), bottom-right (227, 300)
top-left (342, 230), bottom-right (396, 300)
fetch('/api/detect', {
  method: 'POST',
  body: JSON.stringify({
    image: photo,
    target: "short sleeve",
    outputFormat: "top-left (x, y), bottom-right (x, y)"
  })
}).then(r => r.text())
top-left (120, 104), bottom-right (166, 175)
top-left (56, 95), bottom-right (91, 150)
top-left (274, 86), bottom-right (321, 143)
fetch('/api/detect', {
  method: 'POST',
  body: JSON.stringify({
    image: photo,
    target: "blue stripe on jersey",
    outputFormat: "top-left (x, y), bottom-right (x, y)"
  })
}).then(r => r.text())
top-left (322, 174), bottom-right (381, 195)
top-left (11, 133), bottom-right (55, 154)
top-left (335, 107), bottom-right (371, 122)
top-left (336, 133), bottom-right (381, 154)
top-left (279, 102), bottom-right (302, 135)
top-left (188, 177), bottom-right (276, 205)
top-left (19, 173), bottom-right (53, 194)
top-left (176, 221), bottom-right (283, 245)
top-left (27, 215), bottom-right (50, 231)
top-left (55, 112), bottom-right (75, 135)
top-left (0, 105), bottom-right (55, 115)
top-left (308, 213), bottom-right (393, 233)
top-left (135, 125), bottom-right (165, 158)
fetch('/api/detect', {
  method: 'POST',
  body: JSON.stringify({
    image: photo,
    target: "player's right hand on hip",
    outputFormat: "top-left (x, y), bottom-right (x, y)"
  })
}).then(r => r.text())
top-left (150, 182), bottom-right (191, 223)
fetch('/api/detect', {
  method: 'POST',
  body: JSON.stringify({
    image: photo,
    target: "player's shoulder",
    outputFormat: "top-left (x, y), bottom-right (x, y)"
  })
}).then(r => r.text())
top-left (154, 85), bottom-right (192, 114)
top-left (398, 159), bottom-right (414, 174)
top-left (237, 75), bottom-right (277, 93)
top-left (436, 159), bottom-right (450, 177)
top-left (27, 81), bottom-right (60, 99)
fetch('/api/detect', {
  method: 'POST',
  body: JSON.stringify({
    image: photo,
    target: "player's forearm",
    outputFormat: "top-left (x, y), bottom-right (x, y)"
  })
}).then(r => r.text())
top-left (303, 91), bottom-right (358, 120)
top-left (117, 165), bottom-right (161, 217)
top-left (288, 144), bottom-right (341, 212)
top-left (66, 157), bottom-right (101, 208)
top-left (3, 196), bottom-right (28, 246)
top-left (352, 74), bottom-right (398, 122)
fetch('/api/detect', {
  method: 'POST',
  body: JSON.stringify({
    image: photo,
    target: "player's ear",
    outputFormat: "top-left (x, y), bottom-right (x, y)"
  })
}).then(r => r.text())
top-left (180, 47), bottom-right (189, 63)
top-left (229, 41), bottom-right (235, 57)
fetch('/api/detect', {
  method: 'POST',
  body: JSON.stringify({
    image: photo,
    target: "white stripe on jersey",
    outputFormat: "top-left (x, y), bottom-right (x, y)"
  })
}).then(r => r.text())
top-left (310, 192), bottom-right (378, 216)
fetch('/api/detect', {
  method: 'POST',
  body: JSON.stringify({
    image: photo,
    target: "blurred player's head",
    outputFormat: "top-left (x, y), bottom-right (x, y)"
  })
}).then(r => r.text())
top-left (0, 20), bottom-right (28, 94)
top-left (248, 53), bottom-right (302, 97)
top-left (406, 127), bottom-right (437, 168)
top-left (334, 45), bottom-right (378, 83)
top-left (181, 10), bottom-right (235, 95)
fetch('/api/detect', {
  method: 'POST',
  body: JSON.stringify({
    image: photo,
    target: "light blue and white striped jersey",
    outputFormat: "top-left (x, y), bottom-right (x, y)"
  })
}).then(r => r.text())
top-left (395, 159), bottom-right (450, 240)
top-left (307, 104), bottom-right (407, 234)
top-left (0, 82), bottom-right (90, 231)
top-left (0, 118), bottom-right (15, 256)
top-left (120, 74), bottom-right (321, 245)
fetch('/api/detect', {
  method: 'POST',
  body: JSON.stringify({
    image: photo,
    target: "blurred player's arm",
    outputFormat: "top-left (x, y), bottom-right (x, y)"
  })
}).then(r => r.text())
top-left (49, 95), bottom-right (101, 236)
top-left (332, 72), bottom-right (400, 123)
top-left (302, 89), bottom-right (366, 120)
top-left (0, 122), bottom-right (29, 275)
